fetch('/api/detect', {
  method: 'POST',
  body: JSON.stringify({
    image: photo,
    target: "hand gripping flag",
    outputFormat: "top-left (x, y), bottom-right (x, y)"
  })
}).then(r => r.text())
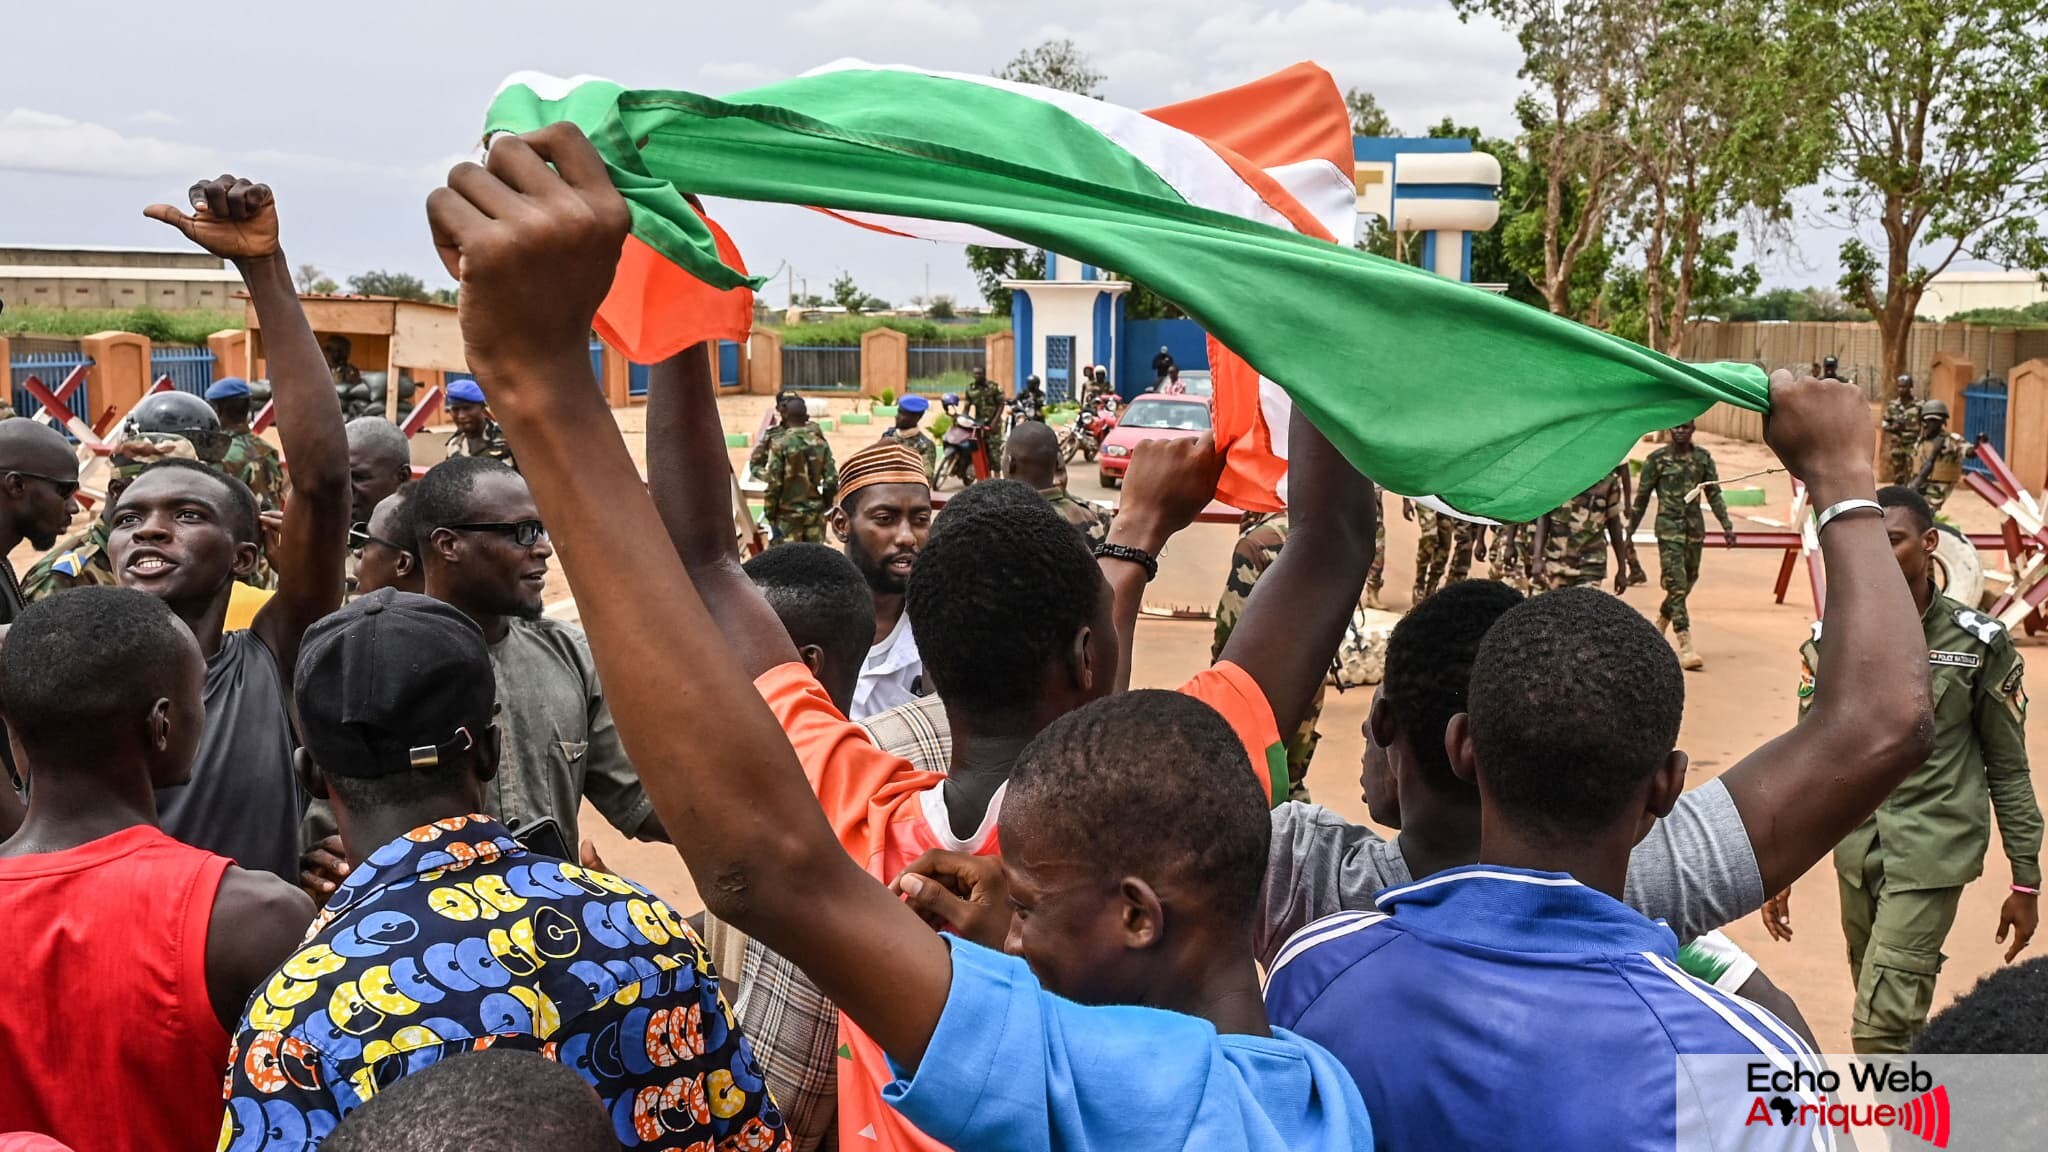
top-left (485, 62), bottom-right (1767, 522)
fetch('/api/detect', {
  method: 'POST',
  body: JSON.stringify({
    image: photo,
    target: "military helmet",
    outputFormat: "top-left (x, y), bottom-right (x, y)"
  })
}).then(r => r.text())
top-left (114, 390), bottom-right (231, 464)
top-left (1921, 398), bottom-right (1950, 420)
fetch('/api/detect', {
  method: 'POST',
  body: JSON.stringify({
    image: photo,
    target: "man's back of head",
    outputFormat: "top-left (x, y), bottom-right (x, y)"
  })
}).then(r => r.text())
top-left (1379, 579), bottom-right (1525, 806)
top-left (1914, 956), bottom-right (2048, 1054)
top-left (1466, 586), bottom-right (1685, 846)
top-left (906, 480), bottom-right (1109, 732)
top-left (1003, 421), bottom-right (1062, 490)
top-left (744, 542), bottom-right (875, 712)
top-left (319, 1050), bottom-right (613, 1152)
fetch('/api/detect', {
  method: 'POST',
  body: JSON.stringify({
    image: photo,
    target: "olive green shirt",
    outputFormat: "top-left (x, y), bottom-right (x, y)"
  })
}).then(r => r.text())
top-left (1800, 590), bottom-right (2042, 891)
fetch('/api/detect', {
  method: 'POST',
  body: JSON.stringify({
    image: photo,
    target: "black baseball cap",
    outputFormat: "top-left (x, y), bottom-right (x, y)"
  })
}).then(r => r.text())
top-left (294, 589), bottom-right (497, 778)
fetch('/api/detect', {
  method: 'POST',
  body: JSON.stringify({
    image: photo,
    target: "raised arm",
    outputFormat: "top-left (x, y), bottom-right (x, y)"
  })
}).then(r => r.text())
top-left (646, 343), bottom-right (798, 678)
top-left (427, 126), bottom-right (950, 1065)
top-left (1098, 434), bottom-right (1225, 694)
top-left (147, 178), bottom-right (348, 684)
top-left (1217, 409), bottom-right (1378, 741)
top-left (1718, 372), bottom-right (1934, 896)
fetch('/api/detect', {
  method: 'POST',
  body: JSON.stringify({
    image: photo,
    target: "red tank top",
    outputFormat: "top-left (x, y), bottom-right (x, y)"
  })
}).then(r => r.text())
top-left (0, 824), bottom-right (232, 1151)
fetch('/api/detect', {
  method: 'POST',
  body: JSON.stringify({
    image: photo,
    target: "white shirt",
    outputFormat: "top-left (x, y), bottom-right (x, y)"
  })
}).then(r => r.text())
top-left (852, 611), bottom-right (923, 721)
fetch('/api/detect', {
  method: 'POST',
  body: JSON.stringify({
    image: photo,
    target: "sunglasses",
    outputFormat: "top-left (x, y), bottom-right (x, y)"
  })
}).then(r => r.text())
top-left (10, 471), bottom-right (80, 499)
top-left (442, 520), bottom-right (548, 548)
top-left (349, 523), bottom-right (416, 556)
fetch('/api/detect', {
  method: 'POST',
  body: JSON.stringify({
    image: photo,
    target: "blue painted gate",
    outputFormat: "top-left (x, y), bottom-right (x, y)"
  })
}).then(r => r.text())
top-left (1962, 377), bottom-right (2007, 475)
top-left (1117, 319), bottom-right (1209, 400)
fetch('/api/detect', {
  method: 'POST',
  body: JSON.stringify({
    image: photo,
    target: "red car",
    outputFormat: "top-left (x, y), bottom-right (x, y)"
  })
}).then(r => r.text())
top-left (1098, 393), bottom-right (1213, 487)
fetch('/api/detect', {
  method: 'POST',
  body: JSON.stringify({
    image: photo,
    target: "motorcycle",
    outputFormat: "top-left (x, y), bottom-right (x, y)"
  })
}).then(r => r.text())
top-left (937, 415), bottom-right (986, 490)
top-left (1062, 394), bottom-right (1120, 463)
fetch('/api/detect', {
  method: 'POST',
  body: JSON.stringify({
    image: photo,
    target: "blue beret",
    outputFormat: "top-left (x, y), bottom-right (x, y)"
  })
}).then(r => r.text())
top-left (445, 380), bottom-right (486, 405)
top-left (898, 394), bottom-right (929, 414)
top-left (204, 377), bottom-right (251, 401)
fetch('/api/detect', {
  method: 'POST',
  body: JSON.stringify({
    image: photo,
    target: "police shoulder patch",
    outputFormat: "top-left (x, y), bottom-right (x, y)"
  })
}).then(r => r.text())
top-left (1954, 606), bottom-right (2005, 646)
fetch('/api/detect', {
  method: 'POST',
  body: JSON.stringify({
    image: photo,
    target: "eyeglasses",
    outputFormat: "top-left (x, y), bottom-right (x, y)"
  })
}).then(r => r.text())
top-left (441, 520), bottom-right (548, 548)
top-left (349, 523), bottom-right (415, 556)
top-left (9, 471), bottom-right (80, 499)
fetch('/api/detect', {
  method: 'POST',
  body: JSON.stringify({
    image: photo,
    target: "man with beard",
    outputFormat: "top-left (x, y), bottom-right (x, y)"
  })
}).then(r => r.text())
top-left (830, 441), bottom-right (933, 720)
top-left (410, 456), bottom-right (663, 851)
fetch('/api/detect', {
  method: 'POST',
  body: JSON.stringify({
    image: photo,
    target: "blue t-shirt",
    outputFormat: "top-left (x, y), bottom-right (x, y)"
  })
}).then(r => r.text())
top-left (1265, 865), bottom-right (1826, 1152)
top-left (885, 936), bottom-right (1372, 1151)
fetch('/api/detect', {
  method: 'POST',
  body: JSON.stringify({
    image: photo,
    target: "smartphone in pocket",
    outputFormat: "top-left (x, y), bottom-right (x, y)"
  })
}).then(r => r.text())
top-left (513, 816), bottom-right (571, 861)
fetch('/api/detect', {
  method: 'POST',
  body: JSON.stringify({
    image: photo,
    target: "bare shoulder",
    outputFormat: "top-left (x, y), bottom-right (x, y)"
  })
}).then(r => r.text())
top-left (206, 865), bottom-right (315, 1025)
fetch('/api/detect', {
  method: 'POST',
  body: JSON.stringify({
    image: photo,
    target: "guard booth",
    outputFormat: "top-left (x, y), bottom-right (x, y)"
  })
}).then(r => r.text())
top-left (238, 295), bottom-right (469, 421)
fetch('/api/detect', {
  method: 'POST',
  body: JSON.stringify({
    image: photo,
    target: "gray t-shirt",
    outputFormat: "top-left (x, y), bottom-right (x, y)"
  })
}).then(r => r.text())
top-left (157, 629), bottom-right (302, 879)
top-left (487, 617), bottom-right (654, 848)
top-left (1256, 777), bottom-right (1765, 967)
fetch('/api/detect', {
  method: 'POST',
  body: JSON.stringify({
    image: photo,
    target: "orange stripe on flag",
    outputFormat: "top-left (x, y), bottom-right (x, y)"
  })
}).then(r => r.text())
top-left (1208, 337), bottom-right (1289, 513)
top-left (1146, 62), bottom-right (1355, 190)
top-left (593, 217), bottom-right (754, 364)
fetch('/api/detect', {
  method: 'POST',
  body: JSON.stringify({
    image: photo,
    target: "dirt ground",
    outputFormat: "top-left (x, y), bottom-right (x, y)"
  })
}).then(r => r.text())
top-left (29, 399), bottom-right (2037, 1051)
top-left (579, 400), bottom-right (2047, 1052)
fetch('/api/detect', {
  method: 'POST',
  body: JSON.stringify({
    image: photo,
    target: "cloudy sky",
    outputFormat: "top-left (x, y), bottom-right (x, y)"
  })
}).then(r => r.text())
top-left (2, 0), bottom-right (1895, 308)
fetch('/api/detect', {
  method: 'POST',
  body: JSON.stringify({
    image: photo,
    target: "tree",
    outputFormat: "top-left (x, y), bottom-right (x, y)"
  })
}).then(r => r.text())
top-left (1605, 231), bottom-right (1761, 345)
top-left (1618, 0), bottom-right (1834, 354)
top-left (1828, 0), bottom-right (2048, 383)
top-left (293, 263), bottom-right (338, 294)
top-left (925, 294), bottom-right (957, 320)
top-left (1345, 88), bottom-right (1399, 137)
top-left (1452, 0), bottom-right (1638, 316)
top-left (996, 37), bottom-right (1104, 97)
top-left (346, 270), bottom-right (430, 301)
top-left (831, 273), bottom-right (865, 313)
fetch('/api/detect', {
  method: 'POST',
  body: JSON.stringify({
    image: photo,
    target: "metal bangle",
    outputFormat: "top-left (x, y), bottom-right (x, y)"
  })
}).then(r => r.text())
top-left (1814, 498), bottom-right (1882, 535)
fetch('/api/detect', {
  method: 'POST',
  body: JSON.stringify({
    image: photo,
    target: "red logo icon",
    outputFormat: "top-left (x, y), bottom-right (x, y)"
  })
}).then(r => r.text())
top-left (1898, 1086), bottom-right (1951, 1148)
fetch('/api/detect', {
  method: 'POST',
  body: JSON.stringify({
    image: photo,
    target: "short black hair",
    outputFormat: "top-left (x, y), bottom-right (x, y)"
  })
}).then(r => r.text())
top-left (411, 456), bottom-right (520, 550)
top-left (2, 586), bottom-right (195, 751)
top-left (124, 458), bottom-right (262, 544)
top-left (1913, 956), bottom-right (2048, 1053)
top-left (1382, 579), bottom-right (1525, 795)
top-left (1878, 484), bottom-right (1935, 533)
top-left (744, 541), bottom-right (875, 667)
top-left (320, 1050), bottom-right (614, 1152)
top-left (1008, 690), bottom-right (1268, 922)
top-left (1468, 586), bottom-right (1683, 839)
top-left (907, 480), bottom-right (1100, 719)
top-left (382, 480), bottom-right (422, 556)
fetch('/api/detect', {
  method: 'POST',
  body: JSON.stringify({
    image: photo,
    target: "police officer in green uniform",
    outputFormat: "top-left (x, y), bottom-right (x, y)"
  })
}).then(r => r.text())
top-left (1214, 510), bottom-right (1320, 801)
top-left (443, 379), bottom-right (516, 470)
top-left (21, 391), bottom-right (246, 599)
top-left (760, 389), bottom-right (838, 545)
top-left (963, 366), bottom-right (1005, 478)
top-left (1770, 484), bottom-right (2041, 1054)
top-left (206, 377), bottom-right (285, 512)
top-left (1881, 374), bottom-right (1922, 486)
top-left (880, 393), bottom-right (939, 480)
top-left (1628, 421), bottom-right (1736, 670)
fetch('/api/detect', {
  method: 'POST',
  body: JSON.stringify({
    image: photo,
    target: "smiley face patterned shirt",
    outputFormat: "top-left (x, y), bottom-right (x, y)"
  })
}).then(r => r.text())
top-left (219, 816), bottom-right (787, 1152)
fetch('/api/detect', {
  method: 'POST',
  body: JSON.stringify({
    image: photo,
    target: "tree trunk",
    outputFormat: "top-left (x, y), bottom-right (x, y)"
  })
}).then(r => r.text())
top-left (1642, 171), bottom-right (1671, 351)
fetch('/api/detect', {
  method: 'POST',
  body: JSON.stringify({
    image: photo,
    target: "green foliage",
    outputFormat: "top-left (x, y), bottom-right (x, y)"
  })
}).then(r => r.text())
top-left (996, 38), bottom-right (1104, 97)
top-left (964, 246), bottom-right (1043, 315)
top-left (1948, 301), bottom-right (2048, 327)
top-left (909, 369), bottom-right (976, 394)
top-left (1694, 285), bottom-right (1868, 322)
top-left (772, 316), bottom-right (1010, 347)
top-left (1, 306), bottom-right (241, 344)
top-left (1827, 0), bottom-right (2048, 378)
top-left (1604, 231), bottom-right (1759, 343)
top-left (880, 388), bottom-right (897, 405)
top-left (925, 294), bottom-right (957, 320)
top-left (1346, 88), bottom-right (1399, 136)
top-left (294, 263), bottom-right (340, 294)
top-left (347, 269), bottom-right (431, 301)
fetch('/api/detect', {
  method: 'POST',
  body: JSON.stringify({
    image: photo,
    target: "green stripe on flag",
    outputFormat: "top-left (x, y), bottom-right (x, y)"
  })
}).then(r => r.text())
top-left (1265, 743), bottom-right (1289, 811)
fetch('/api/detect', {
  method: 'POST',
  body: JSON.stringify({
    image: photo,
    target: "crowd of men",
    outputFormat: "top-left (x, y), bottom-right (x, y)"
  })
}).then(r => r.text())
top-left (0, 130), bottom-right (2042, 1152)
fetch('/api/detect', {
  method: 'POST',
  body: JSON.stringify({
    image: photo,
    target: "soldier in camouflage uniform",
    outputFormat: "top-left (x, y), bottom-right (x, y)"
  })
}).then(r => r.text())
top-left (1487, 520), bottom-right (1537, 594)
top-left (1910, 398), bottom-right (1972, 513)
top-left (880, 393), bottom-right (939, 479)
top-left (1408, 501), bottom-right (1482, 604)
top-left (442, 379), bottom-right (516, 470)
top-left (1215, 511), bottom-right (1320, 801)
top-left (963, 366), bottom-right (1005, 478)
top-left (1365, 490), bottom-right (1387, 610)
top-left (1535, 465), bottom-right (1632, 592)
top-left (1881, 375), bottom-right (1922, 486)
top-left (206, 377), bottom-right (285, 512)
top-left (1770, 486), bottom-right (2041, 1053)
top-left (1007, 421), bottom-right (1112, 545)
top-left (761, 390), bottom-right (838, 545)
top-left (1629, 421), bottom-right (1736, 670)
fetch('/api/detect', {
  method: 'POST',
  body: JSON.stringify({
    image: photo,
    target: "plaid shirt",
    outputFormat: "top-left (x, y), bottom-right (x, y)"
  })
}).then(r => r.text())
top-left (707, 696), bottom-right (953, 1152)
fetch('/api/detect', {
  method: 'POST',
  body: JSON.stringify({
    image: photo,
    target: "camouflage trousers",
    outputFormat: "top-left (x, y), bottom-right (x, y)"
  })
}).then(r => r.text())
top-left (1367, 508), bottom-right (1386, 593)
top-left (1413, 508), bottom-right (1477, 602)
top-left (769, 514), bottom-right (828, 545)
top-left (983, 428), bottom-right (1005, 478)
top-left (1917, 479), bottom-right (1955, 513)
top-left (1885, 446), bottom-right (1915, 487)
top-left (1285, 682), bottom-right (1324, 803)
top-left (1657, 534), bottom-right (1704, 632)
top-left (1489, 522), bottom-right (1534, 594)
